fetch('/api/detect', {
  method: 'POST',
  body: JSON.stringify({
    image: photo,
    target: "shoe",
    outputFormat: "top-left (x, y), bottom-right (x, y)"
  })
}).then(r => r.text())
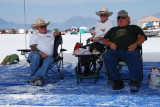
top-left (113, 80), bottom-right (124, 90)
top-left (31, 78), bottom-right (44, 86)
top-left (130, 80), bottom-right (139, 93)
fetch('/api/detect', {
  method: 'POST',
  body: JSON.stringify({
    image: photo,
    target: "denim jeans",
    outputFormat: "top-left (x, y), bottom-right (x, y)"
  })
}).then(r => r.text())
top-left (28, 51), bottom-right (54, 79)
top-left (103, 49), bottom-right (142, 85)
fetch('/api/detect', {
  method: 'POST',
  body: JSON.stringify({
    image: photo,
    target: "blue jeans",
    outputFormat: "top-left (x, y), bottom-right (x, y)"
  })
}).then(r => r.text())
top-left (28, 51), bottom-right (54, 79)
top-left (103, 49), bottom-right (142, 85)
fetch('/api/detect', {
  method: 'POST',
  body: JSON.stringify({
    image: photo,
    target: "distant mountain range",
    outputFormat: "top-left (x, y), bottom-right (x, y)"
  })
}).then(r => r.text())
top-left (0, 16), bottom-right (98, 30)
top-left (0, 14), bottom-right (160, 31)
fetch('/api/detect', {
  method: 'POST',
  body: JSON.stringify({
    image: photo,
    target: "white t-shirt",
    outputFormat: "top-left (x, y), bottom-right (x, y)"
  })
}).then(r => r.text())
top-left (29, 30), bottom-right (55, 57)
top-left (94, 20), bottom-right (114, 43)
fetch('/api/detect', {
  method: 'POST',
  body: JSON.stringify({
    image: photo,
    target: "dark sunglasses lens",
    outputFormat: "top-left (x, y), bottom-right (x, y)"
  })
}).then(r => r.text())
top-left (117, 16), bottom-right (126, 20)
top-left (100, 14), bottom-right (107, 16)
top-left (40, 25), bottom-right (46, 28)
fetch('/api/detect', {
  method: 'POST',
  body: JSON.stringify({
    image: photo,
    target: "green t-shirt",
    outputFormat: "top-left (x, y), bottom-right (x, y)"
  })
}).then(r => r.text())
top-left (104, 25), bottom-right (146, 49)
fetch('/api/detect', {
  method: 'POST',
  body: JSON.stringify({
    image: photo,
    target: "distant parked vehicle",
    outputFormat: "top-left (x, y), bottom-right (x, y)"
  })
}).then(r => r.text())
top-left (70, 27), bottom-right (78, 35)
top-left (61, 31), bottom-right (66, 35)
top-left (0, 30), bottom-right (5, 34)
top-left (143, 25), bottom-right (160, 37)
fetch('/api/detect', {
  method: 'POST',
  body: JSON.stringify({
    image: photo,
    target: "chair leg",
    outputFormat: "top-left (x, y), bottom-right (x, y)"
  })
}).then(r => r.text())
top-left (103, 62), bottom-right (110, 87)
top-left (49, 60), bottom-right (64, 83)
top-left (46, 75), bottom-right (57, 83)
top-left (77, 79), bottom-right (79, 84)
top-left (94, 79), bottom-right (96, 84)
top-left (58, 60), bottom-right (64, 79)
top-left (27, 70), bottom-right (33, 83)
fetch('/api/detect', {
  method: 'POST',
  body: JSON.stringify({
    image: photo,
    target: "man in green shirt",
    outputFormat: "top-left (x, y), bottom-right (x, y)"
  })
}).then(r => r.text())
top-left (103, 10), bottom-right (147, 92)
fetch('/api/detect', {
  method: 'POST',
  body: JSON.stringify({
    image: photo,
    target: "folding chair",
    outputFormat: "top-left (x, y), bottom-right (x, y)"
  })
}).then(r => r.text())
top-left (46, 34), bottom-right (67, 83)
top-left (18, 33), bottom-right (66, 84)
top-left (103, 45), bottom-right (143, 86)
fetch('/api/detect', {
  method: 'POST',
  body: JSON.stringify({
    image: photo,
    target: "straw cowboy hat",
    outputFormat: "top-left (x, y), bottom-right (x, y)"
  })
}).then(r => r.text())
top-left (31, 18), bottom-right (50, 29)
top-left (96, 6), bottom-right (113, 17)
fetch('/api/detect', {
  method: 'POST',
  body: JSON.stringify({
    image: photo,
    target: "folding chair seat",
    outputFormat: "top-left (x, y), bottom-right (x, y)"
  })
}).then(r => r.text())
top-left (18, 33), bottom-right (66, 84)
top-left (103, 45), bottom-right (143, 86)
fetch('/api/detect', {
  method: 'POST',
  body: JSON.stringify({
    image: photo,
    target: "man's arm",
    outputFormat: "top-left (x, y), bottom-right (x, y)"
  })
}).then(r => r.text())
top-left (128, 34), bottom-right (146, 51)
top-left (30, 44), bottom-right (39, 51)
top-left (30, 44), bottom-right (47, 59)
top-left (87, 32), bottom-right (96, 41)
top-left (103, 38), bottom-right (117, 50)
top-left (134, 34), bottom-right (146, 45)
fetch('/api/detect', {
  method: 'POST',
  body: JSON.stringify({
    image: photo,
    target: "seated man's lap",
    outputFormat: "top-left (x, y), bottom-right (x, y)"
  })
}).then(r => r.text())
top-left (104, 49), bottom-right (142, 78)
top-left (28, 51), bottom-right (54, 73)
top-left (87, 42), bottom-right (104, 53)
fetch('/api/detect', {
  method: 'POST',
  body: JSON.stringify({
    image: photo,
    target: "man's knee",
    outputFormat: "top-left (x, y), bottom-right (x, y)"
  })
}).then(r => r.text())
top-left (29, 51), bottom-right (41, 60)
top-left (44, 57), bottom-right (54, 64)
top-left (33, 53), bottom-right (41, 60)
top-left (103, 51), bottom-right (112, 62)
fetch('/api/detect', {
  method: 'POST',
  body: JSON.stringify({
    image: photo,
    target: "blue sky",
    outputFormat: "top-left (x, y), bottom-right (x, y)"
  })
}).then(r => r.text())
top-left (0, 0), bottom-right (159, 24)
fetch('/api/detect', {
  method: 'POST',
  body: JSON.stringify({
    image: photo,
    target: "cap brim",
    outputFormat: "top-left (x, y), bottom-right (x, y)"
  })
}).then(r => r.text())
top-left (31, 21), bottom-right (50, 29)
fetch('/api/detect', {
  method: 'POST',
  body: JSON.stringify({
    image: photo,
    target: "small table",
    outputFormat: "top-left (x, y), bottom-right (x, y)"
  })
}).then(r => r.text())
top-left (74, 54), bottom-right (99, 84)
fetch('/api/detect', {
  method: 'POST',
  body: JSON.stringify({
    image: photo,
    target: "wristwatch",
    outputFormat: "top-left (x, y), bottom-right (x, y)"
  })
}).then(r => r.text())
top-left (134, 43), bottom-right (138, 47)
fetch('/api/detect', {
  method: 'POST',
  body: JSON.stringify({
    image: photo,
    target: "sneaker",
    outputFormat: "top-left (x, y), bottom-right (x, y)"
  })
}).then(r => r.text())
top-left (113, 80), bottom-right (124, 90)
top-left (31, 78), bottom-right (44, 86)
top-left (130, 80), bottom-right (139, 93)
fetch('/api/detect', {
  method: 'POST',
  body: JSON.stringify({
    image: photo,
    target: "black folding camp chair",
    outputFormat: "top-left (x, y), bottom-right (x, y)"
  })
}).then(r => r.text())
top-left (103, 45), bottom-right (143, 86)
top-left (18, 33), bottom-right (67, 84)
top-left (46, 34), bottom-right (67, 83)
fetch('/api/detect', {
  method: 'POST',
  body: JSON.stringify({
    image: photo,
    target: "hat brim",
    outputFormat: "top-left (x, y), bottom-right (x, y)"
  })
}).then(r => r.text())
top-left (31, 21), bottom-right (50, 29)
top-left (96, 12), bottom-right (113, 17)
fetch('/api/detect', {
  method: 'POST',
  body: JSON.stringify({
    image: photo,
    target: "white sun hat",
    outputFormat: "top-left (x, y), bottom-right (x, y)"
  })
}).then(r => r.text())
top-left (96, 6), bottom-right (113, 17)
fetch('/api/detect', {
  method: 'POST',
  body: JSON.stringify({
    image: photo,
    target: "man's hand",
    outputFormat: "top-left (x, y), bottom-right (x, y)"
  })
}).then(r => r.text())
top-left (93, 37), bottom-right (99, 42)
top-left (87, 37), bottom-right (93, 41)
top-left (40, 52), bottom-right (48, 59)
top-left (103, 38), bottom-right (117, 50)
top-left (93, 37), bottom-right (103, 42)
top-left (54, 31), bottom-right (60, 36)
top-left (128, 44), bottom-right (137, 51)
top-left (109, 42), bottom-right (117, 50)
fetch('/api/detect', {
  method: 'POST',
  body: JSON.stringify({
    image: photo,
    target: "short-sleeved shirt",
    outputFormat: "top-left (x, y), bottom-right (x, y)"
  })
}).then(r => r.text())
top-left (29, 30), bottom-right (55, 57)
top-left (94, 20), bottom-right (114, 43)
top-left (104, 25), bottom-right (146, 49)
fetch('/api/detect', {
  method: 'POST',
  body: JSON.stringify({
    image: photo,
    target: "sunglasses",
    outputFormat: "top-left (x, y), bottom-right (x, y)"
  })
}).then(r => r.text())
top-left (40, 25), bottom-right (46, 28)
top-left (100, 14), bottom-right (107, 16)
top-left (117, 16), bottom-right (126, 20)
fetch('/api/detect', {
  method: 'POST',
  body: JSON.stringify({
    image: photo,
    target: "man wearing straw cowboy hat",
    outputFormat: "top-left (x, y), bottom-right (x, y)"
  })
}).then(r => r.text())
top-left (81, 6), bottom-right (114, 75)
top-left (88, 6), bottom-right (113, 45)
top-left (28, 18), bottom-right (58, 86)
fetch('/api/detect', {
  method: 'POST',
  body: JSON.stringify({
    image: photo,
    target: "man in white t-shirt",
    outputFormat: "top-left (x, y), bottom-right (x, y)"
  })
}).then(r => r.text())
top-left (81, 6), bottom-right (114, 75)
top-left (88, 6), bottom-right (114, 47)
top-left (28, 18), bottom-right (58, 86)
